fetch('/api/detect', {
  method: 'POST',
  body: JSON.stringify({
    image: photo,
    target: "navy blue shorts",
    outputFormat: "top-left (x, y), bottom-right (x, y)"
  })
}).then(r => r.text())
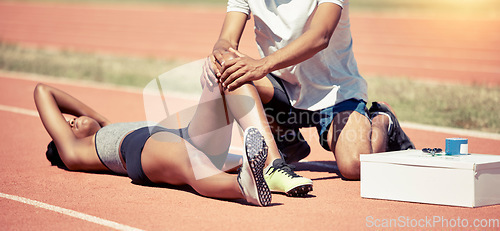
top-left (120, 126), bottom-right (187, 185)
top-left (263, 74), bottom-right (369, 151)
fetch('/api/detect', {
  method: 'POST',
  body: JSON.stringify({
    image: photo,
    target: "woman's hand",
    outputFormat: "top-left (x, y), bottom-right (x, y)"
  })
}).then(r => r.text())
top-left (201, 57), bottom-right (219, 90)
top-left (202, 51), bottom-right (239, 90)
top-left (210, 48), bottom-right (225, 78)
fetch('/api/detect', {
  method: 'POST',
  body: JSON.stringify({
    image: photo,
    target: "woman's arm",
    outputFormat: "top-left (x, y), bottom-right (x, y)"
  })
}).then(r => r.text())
top-left (219, 3), bottom-right (343, 91)
top-left (34, 84), bottom-right (110, 127)
top-left (34, 83), bottom-right (110, 168)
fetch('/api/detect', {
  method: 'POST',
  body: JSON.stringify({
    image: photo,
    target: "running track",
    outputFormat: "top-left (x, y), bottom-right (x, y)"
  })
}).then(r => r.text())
top-left (0, 2), bottom-right (499, 85)
top-left (0, 2), bottom-right (499, 230)
top-left (1, 73), bottom-right (499, 230)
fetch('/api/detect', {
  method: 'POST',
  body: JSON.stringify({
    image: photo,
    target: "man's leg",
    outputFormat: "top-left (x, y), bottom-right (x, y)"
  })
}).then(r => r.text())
top-left (325, 101), bottom-right (412, 180)
top-left (326, 110), bottom-right (373, 180)
top-left (252, 77), bottom-right (313, 196)
top-left (368, 102), bottom-right (416, 151)
top-left (253, 76), bottom-right (311, 164)
top-left (370, 113), bottom-right (390, 153)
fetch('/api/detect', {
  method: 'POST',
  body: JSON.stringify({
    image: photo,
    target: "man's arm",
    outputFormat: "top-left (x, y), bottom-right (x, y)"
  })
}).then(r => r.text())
top-left (210, 11), bottom-right (248, 77)
top-left (220, 3), bottom-right (343, 91)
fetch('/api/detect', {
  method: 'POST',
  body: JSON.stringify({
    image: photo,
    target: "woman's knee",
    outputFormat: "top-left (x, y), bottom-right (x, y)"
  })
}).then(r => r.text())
top-left (226, 81), bottom-right (256, 95)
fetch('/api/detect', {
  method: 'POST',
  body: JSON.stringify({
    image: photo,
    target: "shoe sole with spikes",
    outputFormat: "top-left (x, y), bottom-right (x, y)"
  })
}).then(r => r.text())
top-left (242, 127), bottom-right (271, 206)
top-left (286, 184), bottom-right (313, 197)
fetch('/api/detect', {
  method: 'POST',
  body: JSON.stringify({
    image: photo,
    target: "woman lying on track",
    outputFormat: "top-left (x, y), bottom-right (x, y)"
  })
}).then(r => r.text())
top-left (34, 56), bottom-right (312, 206)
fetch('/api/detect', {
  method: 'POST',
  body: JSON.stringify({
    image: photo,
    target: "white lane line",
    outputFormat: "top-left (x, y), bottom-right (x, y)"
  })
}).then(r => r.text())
top-left (0, 104), bottom-right (38, 117)
top-left (1, 103), bottom-right (499, 141)
top-left (0, 103), bottom-right (248, 152)
top-left (0, 192), bottom-right (143, 231)
top-left (401, 122), bottom-right (500, 141)
top-left (3, 73), bottom-right (500, 140)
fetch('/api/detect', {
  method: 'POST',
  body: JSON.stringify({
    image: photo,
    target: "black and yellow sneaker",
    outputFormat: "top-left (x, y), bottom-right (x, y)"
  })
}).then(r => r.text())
top-left (264, 159), bottom-right (313, 197)
top-left (368, 102), bottom-right (415, 151)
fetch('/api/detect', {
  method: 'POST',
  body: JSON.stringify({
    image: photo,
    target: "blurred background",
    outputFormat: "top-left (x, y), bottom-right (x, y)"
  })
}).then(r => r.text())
top-left (0, 0), bottom-right (499, 133)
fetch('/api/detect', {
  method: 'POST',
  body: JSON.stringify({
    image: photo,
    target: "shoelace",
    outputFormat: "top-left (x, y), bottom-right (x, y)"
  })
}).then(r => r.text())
top-left (268, 160), bottom-right (300, 178)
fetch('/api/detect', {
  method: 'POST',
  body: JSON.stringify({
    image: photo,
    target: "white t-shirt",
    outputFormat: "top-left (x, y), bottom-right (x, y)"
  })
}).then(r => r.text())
top-left (227, 0), bottom-right (367, 111)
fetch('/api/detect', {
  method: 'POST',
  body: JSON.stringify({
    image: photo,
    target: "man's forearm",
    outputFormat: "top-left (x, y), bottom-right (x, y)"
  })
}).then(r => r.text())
top-left (262, 3), bottom-right (342, 73)
top-left (212, 39), bottom-right (234, 53)
top-left (217, 3), bottom-right (342, 90)
top-left (262, 28), bottom-right (331, 73)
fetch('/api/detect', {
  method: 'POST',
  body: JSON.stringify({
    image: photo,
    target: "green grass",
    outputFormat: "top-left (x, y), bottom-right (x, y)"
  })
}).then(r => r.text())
top-left (1, 43), bottom-right (499, 133)
top-left (0, 43), bottom-right (188, 90)
top-left (366, 77), bottom-right (500, 133)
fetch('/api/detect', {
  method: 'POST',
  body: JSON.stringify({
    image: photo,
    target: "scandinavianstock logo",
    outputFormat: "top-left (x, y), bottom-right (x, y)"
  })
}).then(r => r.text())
top-left (142, 59), bottom-right (255, 180)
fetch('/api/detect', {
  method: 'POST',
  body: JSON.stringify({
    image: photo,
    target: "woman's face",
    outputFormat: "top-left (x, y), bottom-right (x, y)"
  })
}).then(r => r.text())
top-left (67, 116), bottom-right (101, 138)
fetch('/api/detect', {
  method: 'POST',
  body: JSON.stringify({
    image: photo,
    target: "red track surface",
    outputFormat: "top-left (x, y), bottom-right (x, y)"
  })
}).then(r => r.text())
top-left (1, 2), bottom-right (499, 230)
top-left (0, 2), bottom-right (499, 85)
top-left (2, 74), bottom-right (499, 230)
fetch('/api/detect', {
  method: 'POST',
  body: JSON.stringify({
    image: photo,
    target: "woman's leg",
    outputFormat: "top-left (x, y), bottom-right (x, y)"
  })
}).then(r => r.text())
top-left (225, 83), bottom-right (282, 166)
top-left (184, 127), bottom-right (270, 206)
top-left (182, 59), bottom-right (312, 198)
top-left (189, 173), bottom-right (243, 199)
top-left (187, 61), bottom-right (280, 166)
top-left (142, 128), bottom-right (270, 206)
top-left (143, 132), bottom-right (243, 198)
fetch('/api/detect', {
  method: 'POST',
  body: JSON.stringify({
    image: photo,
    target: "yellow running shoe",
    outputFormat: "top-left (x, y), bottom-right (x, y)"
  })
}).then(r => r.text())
top-left (264, 159), bottom-right (313, 197)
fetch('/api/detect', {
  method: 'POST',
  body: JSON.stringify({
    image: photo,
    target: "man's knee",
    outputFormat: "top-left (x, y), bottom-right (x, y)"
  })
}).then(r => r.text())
top-left (336, 155), bottom-right (360, 180)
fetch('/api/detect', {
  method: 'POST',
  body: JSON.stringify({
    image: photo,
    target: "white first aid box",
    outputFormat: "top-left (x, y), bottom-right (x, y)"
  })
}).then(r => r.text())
top-left (360, 150), bottom-right (500, 207)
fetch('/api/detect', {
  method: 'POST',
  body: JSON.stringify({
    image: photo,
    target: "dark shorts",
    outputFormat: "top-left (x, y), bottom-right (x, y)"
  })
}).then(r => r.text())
top-left (263, 74), bottom-right (369, 151)
top-left (120, 126), bottom-right (188, 185)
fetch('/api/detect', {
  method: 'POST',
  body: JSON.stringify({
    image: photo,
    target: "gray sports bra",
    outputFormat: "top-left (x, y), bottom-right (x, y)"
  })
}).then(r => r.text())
top-left (94, 122), bottom-right (151, 175)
